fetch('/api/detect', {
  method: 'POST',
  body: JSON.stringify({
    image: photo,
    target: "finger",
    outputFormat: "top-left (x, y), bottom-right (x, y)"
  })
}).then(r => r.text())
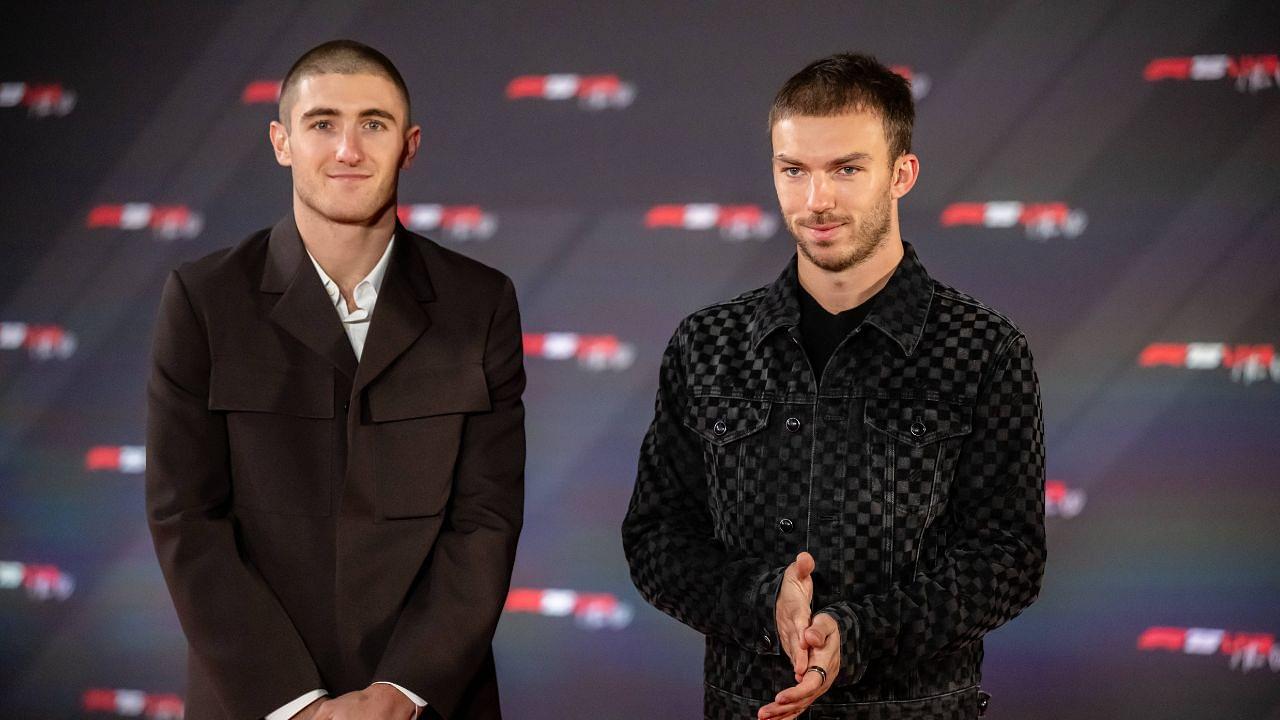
top-left (804, 612), bottom-right (838, 649)
top-left (794, 551), bottom-right (815, 579)
top-left (759, 695), bottom-right (815, 719)
top-left (784, 632), bottom-right (808, 677)
top-left (774, 667), bottom-right (825, 705)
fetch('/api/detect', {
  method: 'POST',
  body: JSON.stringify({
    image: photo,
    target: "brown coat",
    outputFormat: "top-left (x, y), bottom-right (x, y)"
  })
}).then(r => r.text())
top-left (145, 217), bottom-right (524, 720)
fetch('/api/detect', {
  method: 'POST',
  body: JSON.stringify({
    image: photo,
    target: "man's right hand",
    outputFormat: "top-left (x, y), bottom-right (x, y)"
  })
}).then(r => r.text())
top-left (291, 698), bottom-right (326, 720)
top-left (774, 551), bottom-right (816, 681)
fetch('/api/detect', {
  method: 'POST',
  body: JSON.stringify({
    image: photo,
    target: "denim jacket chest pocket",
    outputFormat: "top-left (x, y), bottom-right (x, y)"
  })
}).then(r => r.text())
top-left (682, 395), bottom-right (771, 548)
top-left (863, 398), bottom-right (973, 517)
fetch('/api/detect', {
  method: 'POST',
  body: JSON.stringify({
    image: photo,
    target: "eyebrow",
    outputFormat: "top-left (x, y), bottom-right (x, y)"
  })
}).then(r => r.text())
top-left (773, 152), bottom-right (872, 167)
top-left (299, 107), bottom-right (399, 124)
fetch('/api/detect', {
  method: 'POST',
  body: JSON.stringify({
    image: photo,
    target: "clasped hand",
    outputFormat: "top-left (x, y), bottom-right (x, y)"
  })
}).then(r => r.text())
top-left (293, 684), bottom-right (416, 720)
top-left (760, 552), bottom-right (841, 720)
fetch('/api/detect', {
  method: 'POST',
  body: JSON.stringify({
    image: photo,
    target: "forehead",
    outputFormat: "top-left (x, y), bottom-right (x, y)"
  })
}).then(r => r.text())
top-left (770, 110), bottom-right (888, 159)
top-left (289, 72), bottom-right (406, 118)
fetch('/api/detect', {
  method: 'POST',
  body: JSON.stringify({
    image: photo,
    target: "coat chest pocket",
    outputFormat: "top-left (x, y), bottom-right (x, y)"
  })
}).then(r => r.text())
top-left (682, 395), bottom-right (770, 536)
top-left (209, 358), bottom-right (334, 516)
top-left (367, 361), bottom-right (491, 521)
top-left (864, 398), bottom-right (972, 516)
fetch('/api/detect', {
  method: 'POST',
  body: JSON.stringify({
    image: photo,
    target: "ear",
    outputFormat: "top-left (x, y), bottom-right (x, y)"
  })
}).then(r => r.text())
top-left (400, 124), bottom-right (422, 170)
top-left (269, 120), bottom-right (292, 167)
top-left (890, 153), bottom-right (919, 199)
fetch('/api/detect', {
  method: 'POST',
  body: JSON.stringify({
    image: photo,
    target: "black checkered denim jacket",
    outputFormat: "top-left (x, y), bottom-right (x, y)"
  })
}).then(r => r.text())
top-left (623, 243), bottom-right (1045, 718)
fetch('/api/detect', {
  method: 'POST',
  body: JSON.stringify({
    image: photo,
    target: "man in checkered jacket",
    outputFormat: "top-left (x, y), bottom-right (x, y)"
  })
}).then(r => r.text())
top-left (622, 53), bottom-right (1046, 719)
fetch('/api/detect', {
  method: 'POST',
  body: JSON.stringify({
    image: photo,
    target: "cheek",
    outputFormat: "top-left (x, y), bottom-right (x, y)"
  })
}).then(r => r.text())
top-left (774, 182), bottom-right (804, 213)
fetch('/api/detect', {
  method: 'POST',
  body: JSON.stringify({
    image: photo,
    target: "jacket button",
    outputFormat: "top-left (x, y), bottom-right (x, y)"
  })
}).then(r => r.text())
top-left (785, 417), bottom-right (801, 432)
top-left (910, 420), bottom-right (926, 437)
top-left (342, 401), bottom-right (349, 412)
top-left (713, 419), bottom-right (728, 436)
top-left (778, 518), bottom-right (794, 534)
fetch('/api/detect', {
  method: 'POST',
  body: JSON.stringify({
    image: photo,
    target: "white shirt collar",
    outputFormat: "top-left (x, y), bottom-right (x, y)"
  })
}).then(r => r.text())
top-left (305, 235), bottom-right (396, 315)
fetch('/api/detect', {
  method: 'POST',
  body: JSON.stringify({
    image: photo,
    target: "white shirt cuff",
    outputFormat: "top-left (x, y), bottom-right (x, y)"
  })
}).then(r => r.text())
top-left (265, 689), bottom-right (326, 720)
top-left (374, 680), bottom-right (428, 708)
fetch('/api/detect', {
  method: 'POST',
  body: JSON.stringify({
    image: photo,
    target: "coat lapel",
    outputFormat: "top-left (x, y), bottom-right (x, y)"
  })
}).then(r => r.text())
top-left (351, 223), bottom-right (435, 396)
top-left (261, 216), bottom-right (359, 379)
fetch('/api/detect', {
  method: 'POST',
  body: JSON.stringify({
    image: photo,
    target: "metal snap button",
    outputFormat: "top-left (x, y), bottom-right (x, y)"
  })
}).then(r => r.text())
top-left (778, 518), bottom-right (794, 533)
top-left (910, 420), bottom-right (926, 437)
top-left (785, 417), bottom-right (801, 432)
top-left (713, 419), bottom-right (728, 436)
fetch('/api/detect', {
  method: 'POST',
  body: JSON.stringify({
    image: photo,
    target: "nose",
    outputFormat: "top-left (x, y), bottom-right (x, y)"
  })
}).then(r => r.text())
top-left (806, 174), bottom-right (835, 214)
top-left (335, 125), bottom-right (364, 165)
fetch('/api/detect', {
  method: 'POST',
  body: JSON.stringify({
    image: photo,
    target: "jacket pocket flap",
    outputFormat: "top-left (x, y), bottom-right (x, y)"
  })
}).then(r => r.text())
top-left (683, 395), bottom-right (771, 445)
top-left (368, 362), bottom-right (491, 422)
top-left (864, 398), bottom-right (971, 446)
top-left (208, 358), bottom-right (333, 418)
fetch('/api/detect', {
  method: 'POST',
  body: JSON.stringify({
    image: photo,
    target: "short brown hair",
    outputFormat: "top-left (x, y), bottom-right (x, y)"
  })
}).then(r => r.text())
top-left (279, 39), bottom-right (411, 126)
top-left (769, 53), bottom-right (914, 163)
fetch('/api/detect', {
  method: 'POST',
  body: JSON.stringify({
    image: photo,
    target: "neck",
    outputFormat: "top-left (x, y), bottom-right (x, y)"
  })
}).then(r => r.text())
top-left (797, 236), bottom-right (904, 314)
top-left (293, 193), bottom-right (396, 295)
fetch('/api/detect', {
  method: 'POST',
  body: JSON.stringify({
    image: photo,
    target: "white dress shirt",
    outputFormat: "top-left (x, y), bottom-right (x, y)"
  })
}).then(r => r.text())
top-left (266, 235), bottom-right (427, 719)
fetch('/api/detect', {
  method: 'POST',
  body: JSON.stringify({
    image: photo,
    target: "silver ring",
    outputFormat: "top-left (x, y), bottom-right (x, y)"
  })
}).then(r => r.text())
top-left (804, 665), bottom-right (828, 685)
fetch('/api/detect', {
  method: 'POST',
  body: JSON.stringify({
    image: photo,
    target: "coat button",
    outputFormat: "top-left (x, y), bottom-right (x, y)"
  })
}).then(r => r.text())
top-left (713, 419), bottom-right (728, 436)
top-left (342, 401), bottom-right (349, 412)
top-left (910, 420), bottom-right (926, 437)
top-left (785, 417), bottom-right (801, 432)
top-left (778, 518), bottom-right (794, 534)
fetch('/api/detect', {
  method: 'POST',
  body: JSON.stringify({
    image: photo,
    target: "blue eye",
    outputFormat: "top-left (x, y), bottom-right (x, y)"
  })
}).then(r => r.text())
top-left (837, 166), bottom-right (859, 175)
top-left (782, 167), bottom-right (802, 177)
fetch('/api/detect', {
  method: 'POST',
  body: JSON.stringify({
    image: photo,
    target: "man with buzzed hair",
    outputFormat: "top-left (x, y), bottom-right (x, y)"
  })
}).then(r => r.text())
top-left (147, 40), bottom-right (524, 720)
top-left (624, 53), bottom-right (1045, 718)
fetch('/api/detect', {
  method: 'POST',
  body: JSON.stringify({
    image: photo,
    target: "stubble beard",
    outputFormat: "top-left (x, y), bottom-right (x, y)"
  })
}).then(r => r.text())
top-left (791, 188), bottom-right (892, 273)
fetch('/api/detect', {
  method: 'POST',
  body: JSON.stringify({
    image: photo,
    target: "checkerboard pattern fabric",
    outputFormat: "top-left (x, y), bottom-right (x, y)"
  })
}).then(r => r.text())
top-left (622, 243), bottom-right (1045, 718)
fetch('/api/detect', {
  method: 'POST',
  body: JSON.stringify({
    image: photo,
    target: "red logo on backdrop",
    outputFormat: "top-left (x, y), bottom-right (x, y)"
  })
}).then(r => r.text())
top-left (1045, 480), bottom-right (1086, 518)
top-left (523, 333), bottom-right (636, 372)
top-left (397, 204), bottom-right (498, 242)
top-left (889, 65), bottom-right (931, 101)
top-left (0, 322), bottom-right (77, 360)
top-left (241, 80), bottom-right (282, 104)
top-left (0, 82), bottom-right (77, 116)
top-left (506, 74), bottom-right (636, 109)
top-left (83, 688), bottom-right (184, 719)
top-left (1139, 626), bottom-right (1279, 674)
top-left (1138, 342), bottom-right (1277, 385)
top-left (0, 561), bottom-right (75, 601)
top-left (86, 446), bottom-right (146, 474)
top-left (87, 204), bottom-right (204, 240)
top-left (504, 587), bottom-right (634, 630)
top-left (1144, 54), bottom-right (1279, 94)
top-left (645, 204), bottom-right (779, 241)
top-left (940, 201), bottom-right (1087, 241)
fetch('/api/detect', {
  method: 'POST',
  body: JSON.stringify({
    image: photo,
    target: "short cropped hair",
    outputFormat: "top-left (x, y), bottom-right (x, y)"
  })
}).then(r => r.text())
top-left (769, 53), bottom-right (914, 163)
top-left (279, 39), bottom-right (411, 126)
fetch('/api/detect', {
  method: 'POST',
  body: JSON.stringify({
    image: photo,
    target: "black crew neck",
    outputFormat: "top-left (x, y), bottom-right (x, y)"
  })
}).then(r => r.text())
top-left (796, 281), bottom-right (874, 383)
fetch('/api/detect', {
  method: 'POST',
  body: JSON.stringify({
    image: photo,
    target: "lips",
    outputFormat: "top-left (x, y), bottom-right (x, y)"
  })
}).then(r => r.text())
top-left (327, 173), bottom-right (372, 181)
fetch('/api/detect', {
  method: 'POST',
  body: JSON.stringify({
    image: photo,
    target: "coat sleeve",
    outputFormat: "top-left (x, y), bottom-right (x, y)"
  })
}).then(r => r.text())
top-left (817, 333), bottom-right (1047, 685)
top-left (622, 325), bottom-right (786, 656)
top-left (145, 269), bottom-right (324, 718)
top-left (372, 276), bottom-right (526, 718)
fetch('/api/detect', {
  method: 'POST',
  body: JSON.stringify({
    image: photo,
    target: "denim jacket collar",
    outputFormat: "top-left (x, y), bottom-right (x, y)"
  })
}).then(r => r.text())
top-left (749, 241), bottom-right (935, 356)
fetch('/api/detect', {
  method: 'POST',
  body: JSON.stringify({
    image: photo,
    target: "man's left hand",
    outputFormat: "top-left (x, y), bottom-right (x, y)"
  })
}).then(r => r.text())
top-left (757, 612), bottom-right (841, 720)
top-left (312, 684), bottom-right (416, 720)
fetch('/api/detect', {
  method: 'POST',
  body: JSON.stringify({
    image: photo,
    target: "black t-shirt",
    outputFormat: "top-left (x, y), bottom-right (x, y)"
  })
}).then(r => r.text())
top-left (797, 281), bottom-right (875, 383)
